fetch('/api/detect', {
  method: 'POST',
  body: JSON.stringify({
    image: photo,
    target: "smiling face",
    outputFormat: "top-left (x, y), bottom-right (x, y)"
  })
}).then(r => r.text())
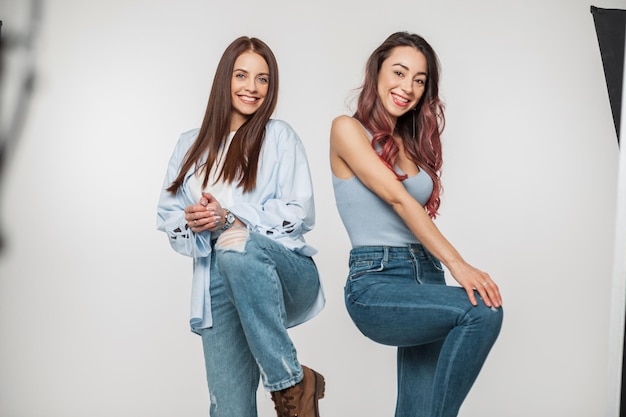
top-left (230, 51), bottom-right (270, 131)
top-left (376, 45), bottom-right (428, 124)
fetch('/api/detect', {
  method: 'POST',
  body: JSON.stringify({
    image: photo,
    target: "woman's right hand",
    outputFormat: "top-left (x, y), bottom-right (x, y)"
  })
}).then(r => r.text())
top-left (448, 261), bottom-right (502, 309)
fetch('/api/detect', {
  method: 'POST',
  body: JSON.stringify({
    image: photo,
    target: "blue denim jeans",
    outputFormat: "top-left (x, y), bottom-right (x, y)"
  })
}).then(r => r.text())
top-left (199, 231), bottom-right (320, 417)
top-left (345, 245), bottom-right (503, 417)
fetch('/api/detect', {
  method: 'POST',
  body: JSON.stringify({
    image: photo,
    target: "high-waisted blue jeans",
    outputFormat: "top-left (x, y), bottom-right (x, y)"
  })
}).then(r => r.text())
top-left (345, 245), bottom-right (503, 417)
top-left (199, 231), bottom-right (320, 417)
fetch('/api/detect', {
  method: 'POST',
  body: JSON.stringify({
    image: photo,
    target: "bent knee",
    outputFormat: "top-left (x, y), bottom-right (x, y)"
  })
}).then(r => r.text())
top-left (476, 304), bottom-right (504, 334)
top-left (215, 227), bottom-right (250, 253)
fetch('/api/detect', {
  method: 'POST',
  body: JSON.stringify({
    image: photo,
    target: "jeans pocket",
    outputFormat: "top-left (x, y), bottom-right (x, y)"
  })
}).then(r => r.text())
top-left (348, 259), bottom-right (384, 281)
top-left (419, 252), bottom-right (445, 285)
top-left (344, 259), bottom-right (384, 303)
top-left (425, 251), bottom-right (444, 272)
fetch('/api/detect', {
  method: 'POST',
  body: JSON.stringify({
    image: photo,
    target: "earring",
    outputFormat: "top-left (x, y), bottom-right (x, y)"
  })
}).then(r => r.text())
top-left (412, 109), bottom-right (416, 140)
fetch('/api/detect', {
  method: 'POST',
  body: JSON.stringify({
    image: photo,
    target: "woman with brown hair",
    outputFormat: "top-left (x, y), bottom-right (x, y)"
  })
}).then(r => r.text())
top-left (157, 36), bottom-right (325, 417)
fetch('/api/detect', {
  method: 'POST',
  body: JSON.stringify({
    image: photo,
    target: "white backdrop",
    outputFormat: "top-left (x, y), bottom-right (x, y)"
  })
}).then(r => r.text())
top-left (0, 1), bottom-right (623, 416)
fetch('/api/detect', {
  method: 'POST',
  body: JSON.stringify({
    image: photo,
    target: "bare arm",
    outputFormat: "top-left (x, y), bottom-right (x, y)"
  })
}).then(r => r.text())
top-left (330, 115), bottom-right (502, 308)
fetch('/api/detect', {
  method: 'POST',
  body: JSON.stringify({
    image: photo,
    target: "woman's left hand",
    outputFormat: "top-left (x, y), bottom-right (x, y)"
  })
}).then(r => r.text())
top-left (184, 192), bottom-right (224, 233)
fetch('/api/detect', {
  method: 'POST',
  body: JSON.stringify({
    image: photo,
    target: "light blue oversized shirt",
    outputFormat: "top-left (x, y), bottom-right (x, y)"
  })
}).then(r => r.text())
top-left (157, 119), bottom-right (324, 334)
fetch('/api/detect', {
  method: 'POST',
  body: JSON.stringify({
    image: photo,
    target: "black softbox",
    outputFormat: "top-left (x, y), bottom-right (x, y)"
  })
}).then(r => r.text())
top-left (591, 6), bottom-right (626, 145)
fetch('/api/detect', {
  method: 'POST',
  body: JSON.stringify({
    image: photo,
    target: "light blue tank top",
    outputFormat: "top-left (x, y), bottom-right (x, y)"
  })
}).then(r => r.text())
top-left (332, 168), bottom-right (433, 247)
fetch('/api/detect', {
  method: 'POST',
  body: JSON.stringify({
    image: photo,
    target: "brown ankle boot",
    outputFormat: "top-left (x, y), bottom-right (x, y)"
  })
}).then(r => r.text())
top-left (271, 365), bottom-right (325, 417)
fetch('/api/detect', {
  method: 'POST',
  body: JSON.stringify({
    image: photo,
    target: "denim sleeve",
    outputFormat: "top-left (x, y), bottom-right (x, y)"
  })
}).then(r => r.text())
top-left (156, 129), bottom-right (213, 258)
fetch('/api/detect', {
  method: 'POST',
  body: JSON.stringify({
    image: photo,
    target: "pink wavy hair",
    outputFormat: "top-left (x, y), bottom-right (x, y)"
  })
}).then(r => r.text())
top-left (354, 32), bottom-right (445, 218)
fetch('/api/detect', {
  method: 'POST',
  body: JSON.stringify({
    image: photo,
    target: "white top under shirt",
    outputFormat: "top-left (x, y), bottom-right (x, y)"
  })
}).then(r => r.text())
top-left (188, 132), bottom-right (235, 206)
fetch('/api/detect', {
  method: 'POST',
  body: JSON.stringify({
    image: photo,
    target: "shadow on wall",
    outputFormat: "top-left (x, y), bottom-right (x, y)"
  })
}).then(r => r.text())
top-left (0, 0), bottom-right (42, 254)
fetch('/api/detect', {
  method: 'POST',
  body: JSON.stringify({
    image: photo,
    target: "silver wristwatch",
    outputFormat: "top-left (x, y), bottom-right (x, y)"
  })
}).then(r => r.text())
top-left (222, 209), bottom-right (236, 231)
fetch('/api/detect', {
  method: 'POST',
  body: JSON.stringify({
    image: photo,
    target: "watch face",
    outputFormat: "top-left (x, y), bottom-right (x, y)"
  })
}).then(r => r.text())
top-left (226, 212), bottom-right (235, 223)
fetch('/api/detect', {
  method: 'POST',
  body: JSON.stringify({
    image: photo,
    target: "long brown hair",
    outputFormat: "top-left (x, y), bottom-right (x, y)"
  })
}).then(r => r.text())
top-left (167, 36), bottom-right (279, 194)
top-left (355, 32), bottom-right (445, 217)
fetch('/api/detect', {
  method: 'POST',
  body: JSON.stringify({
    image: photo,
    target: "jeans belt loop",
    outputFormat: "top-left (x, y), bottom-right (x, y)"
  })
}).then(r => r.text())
top-left (382, 246), bottom-right (389, 263)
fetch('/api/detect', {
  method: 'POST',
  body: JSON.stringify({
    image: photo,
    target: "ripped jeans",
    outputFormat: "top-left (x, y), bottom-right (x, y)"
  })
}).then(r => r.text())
top-left (345, 245), bottom-right (503, 417)
top-left (199, 229), bottom-right (320, 417)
